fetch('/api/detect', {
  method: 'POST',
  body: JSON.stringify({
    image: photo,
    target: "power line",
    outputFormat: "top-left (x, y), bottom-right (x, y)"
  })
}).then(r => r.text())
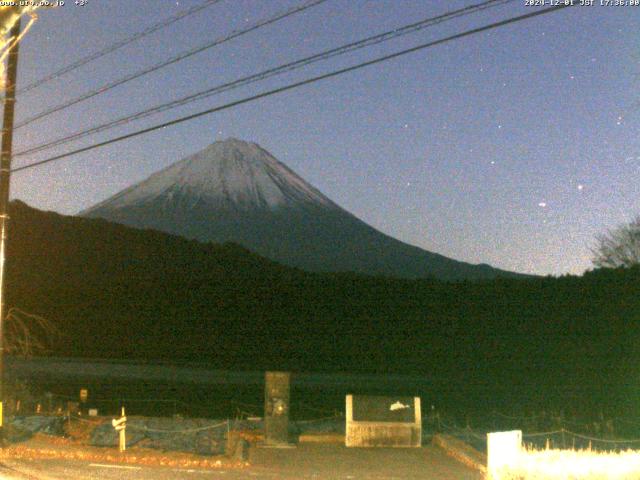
top-left (17, 0), bottom-right (226, 95)
top-left (12, 4), bottom-right (574, 174)
top-left (13, 0), bottom-right (329, 129)
top-left (15, 0), bottom-right (516, 159)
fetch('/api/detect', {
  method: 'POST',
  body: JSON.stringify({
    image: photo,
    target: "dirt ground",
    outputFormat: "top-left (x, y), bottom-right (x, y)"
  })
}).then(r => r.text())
top-left (0, 433), bottom-right (242, 470)
top-left (0, 435), bottom-right (483, 479)
top-left (247, 443), bottom-right (484, 479)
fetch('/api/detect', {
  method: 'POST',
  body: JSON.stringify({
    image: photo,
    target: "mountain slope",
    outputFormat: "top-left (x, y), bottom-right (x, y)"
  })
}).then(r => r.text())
top-left (81, 138), bottom-right (522, 281)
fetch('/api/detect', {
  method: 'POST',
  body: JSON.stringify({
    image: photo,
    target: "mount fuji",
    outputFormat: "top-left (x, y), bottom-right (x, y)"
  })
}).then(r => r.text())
top-left (81, 138), bottom-right (520, 280)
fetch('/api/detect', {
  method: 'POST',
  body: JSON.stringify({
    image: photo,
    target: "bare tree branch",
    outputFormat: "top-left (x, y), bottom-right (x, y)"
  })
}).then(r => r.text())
top-left (591, 215), bottom-right (640, 269)
top-left (4, 307), bottom-right (59, 357)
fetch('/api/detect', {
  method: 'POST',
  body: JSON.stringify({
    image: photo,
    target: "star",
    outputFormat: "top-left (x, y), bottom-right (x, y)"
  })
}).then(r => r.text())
top-left (538, 202), bottom-right (547, 208)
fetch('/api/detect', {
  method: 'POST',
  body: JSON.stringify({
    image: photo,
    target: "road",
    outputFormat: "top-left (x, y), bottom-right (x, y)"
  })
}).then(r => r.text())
top-left (0, 444), bottom-right (482, 479)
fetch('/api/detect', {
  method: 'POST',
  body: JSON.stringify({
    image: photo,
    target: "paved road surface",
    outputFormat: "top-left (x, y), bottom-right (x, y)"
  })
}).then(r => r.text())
top-left (0, 444), bottom-right (482, 479)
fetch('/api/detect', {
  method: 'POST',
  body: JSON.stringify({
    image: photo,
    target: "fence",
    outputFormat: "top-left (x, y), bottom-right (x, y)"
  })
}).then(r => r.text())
top-left (486, 429), bottom-right (640, 480)
top-left (427, 411), bottom-right (640, 454)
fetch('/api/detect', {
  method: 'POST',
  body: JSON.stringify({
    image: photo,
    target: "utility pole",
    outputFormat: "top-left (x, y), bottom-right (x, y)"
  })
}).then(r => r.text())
top-left (0, 15), bottom-right (21, 442)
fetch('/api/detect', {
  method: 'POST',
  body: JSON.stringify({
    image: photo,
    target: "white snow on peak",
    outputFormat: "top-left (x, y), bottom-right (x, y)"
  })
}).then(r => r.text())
top-left (93, 138), bottom-right (337, 211)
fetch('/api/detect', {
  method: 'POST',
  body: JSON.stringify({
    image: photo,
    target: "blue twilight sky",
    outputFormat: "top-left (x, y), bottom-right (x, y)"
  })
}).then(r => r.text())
top-left (6, 0), bottom-right (639, 276)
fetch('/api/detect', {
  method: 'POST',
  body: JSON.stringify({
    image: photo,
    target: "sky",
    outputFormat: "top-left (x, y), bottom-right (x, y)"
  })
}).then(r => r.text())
top-left (6, 0), bottom-right (639, 276)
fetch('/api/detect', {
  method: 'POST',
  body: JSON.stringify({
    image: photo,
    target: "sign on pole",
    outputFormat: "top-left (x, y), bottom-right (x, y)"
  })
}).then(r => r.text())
top-left (111, 407), bottom-right (127, 452)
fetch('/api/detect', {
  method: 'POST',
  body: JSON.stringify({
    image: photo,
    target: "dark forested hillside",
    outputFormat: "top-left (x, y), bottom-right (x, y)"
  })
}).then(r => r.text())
top-left (6, 200), bottom-right (640, 416)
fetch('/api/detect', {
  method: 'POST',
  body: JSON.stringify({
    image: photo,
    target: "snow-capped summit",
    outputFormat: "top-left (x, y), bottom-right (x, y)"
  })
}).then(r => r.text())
top-left (82, 138), bottom-right (521, 280)
top-left (87, 138), bottom-right (336, 212)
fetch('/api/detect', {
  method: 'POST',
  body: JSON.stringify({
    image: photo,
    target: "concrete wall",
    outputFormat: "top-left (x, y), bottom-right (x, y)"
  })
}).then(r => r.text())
top-left (345, 395), bottom-right (421, 447)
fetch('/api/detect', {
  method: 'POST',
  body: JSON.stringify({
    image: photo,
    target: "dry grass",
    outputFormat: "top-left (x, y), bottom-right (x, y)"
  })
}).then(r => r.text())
top-left (493, 446), bottom-right (640, 480)
top-left (0, 433), bottom-right (247, 470)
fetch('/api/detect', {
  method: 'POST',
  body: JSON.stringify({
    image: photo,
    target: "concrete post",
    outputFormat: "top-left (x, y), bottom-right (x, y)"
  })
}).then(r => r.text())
top-left (487, 430), bottom-right (522, 479)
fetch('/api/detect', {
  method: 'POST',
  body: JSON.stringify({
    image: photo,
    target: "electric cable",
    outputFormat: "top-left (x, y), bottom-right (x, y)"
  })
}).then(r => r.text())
top-left (15, 0), bottom-right (515, 158)
top-left (12, 4), bottom-right (574, 174)
top-left (17, 0), bottom-right (226, 95)
top-left (13, 0), bottom-right (330, 129)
